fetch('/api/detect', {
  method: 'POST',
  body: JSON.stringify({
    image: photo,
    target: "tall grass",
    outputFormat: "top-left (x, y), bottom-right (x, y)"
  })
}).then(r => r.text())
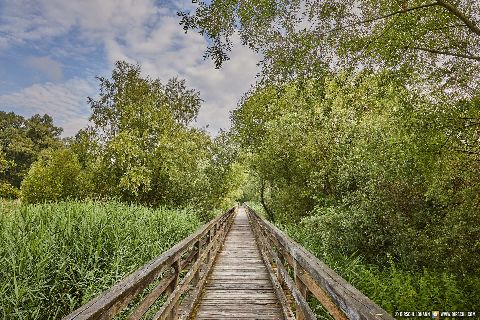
top-left (0, 200), bottom-right (201, 319)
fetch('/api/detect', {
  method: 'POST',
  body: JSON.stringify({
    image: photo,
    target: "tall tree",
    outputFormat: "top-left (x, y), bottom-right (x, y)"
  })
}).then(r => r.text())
top-left (0, 111), bottom-right (62, 197)
top-left (232, 71), bottom-right (480, 273)
top-left (86, 61), bottom-right (210, 207)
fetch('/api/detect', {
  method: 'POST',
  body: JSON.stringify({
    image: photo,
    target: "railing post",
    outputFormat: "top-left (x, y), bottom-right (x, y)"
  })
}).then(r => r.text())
top-left (193, 240), bottom-right (201, 284)
top-left (206, 229), bottom-right (212, 263)
top-left (166, 260), bottom-right (180, 320)
top-left (277, 251), bottom-right (285, 287)
top-left (295, 261), bottom-right (308, 320)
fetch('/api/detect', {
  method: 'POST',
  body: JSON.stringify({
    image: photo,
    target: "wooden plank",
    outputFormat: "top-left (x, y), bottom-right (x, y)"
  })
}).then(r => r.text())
top-left (254, 221), bottom-right (315, 320)
top-left (153, 221), bottom-right (228, 320)
top-left (63, 207), bottom-right (235, 320)
top-left (192, 208), bottom-right (284, 319)
top-left (178, 228), bottom-right (226, 320)
top-left (298, 271), bottom-right (348, 320)
top-left (127, 272), bottom-right (175, 320)
top-left (250, 218), bottom-right (295, 320)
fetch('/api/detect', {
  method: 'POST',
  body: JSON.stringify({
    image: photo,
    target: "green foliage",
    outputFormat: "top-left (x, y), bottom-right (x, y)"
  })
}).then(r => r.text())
top-left (284, 220), bottom-right (480, 314)
top-left (0, 182), bottom-right (20, 199)
top-left (77, 61), bottom-right (233, 214)
top-left (20, 148), bottom-right (91, 203)
top-left (0, 112), bottom-right (62, 197)
top-left (180, 0), bottom-right (480, 90)
top-left (0, 151), bottom-right (19, 199)
top-left (0, 200), bottom-right (201, 319)
top-left (233, 71), bottom-right (480, 275)
top-left (2, 61), bottom-right (241, 217)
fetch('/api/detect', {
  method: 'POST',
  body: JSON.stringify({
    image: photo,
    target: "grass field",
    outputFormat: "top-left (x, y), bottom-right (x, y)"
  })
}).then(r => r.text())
top-left (0, 199), bottom-right (202, 319)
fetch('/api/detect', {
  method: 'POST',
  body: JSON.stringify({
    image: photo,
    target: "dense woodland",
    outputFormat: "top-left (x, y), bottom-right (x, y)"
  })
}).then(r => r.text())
top-left (1, 0), bottom-right (480, 318)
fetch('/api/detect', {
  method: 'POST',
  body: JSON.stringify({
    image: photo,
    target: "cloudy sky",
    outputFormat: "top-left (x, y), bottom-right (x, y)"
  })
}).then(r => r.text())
top-left (0, 0), bottom-right (261, 136)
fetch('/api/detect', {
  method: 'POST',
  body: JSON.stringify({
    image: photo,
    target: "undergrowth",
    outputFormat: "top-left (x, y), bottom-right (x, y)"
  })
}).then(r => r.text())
top-left (247, 202), bottom-right (479, 316)
top-left (284, 219), bottom-right (480, 316)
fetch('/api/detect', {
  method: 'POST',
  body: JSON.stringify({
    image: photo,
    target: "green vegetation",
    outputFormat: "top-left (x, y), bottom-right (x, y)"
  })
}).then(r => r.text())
top-left (178, 0), bottom-right (479, 313)
top-left (285, 220), bottom-right (480, 315)
top-left (1, 1), bottom-right (479, 316)
top-left (180, 0), bottom-right (479, 89)
top-left (234, 72), bottom-right (480, 274)
top-left (235, 73), bottom-right (479, 312)
top-left (0, 199), bottom-right (201, 319)
top-left (1, 62), bottom-right (239, 218)
top-left (0, 112), bottom-right (62, 198)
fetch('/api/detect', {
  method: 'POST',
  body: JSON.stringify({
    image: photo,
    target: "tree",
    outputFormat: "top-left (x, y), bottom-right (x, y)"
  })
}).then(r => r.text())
top-left (0, 150), bottom-right (19, 198)
top-left (0, 111), bottom-right (62, 197)
top-left (85, 61), bottom-right (212, 208)
top-left (231, 70), bottom-right (480, 274)
top-left (179, 0), bottom-right (480, 91)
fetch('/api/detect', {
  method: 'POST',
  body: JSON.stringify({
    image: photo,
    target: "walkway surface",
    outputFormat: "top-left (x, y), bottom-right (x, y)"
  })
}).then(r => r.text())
top-left (194, 208), bottom-right (284, 319)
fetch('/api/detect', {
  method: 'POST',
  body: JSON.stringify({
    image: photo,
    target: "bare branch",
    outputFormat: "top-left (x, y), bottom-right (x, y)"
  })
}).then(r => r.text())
top-left (411, 46), bottom-right (480, 62)
top-left (436, 0), bottom-right (480, 37)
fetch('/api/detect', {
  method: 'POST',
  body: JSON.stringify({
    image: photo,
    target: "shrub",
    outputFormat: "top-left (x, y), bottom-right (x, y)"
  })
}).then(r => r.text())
top-left (21, 148), bottom-right (88, 203)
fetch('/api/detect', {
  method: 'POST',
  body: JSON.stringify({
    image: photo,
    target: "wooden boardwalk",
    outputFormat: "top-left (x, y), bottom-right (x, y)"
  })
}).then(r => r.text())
top-left (64, 205), bottom-right (394, 320)
top-left (193, 208), bottom-right (284, 319)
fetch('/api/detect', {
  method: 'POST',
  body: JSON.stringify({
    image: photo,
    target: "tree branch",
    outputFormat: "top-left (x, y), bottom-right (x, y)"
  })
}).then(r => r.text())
top-left (356, 2), bottom-right (439, 26)
top-left (411, 46), bottom-right (480, 61)
top-left (436, 0), bottom-right (480, 37)
top-left (313, 2), bottom-right (439, 37)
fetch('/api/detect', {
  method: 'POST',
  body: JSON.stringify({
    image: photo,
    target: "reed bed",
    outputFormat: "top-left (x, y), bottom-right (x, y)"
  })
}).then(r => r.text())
top-left (0, 200), bottom-right (201, 319)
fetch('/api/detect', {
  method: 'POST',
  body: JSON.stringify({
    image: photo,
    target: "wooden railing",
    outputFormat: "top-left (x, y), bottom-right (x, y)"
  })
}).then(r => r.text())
top-left (64, 207), bottom-right (236, 320)
top-left (246, 205), bottom-right (395, 320)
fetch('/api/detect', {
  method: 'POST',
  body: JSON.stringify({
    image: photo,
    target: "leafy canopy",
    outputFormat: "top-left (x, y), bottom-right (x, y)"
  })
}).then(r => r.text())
top-left (179, 0), bottom-right (480, 90)
top-left (0, 111), bottom-right (62, 197)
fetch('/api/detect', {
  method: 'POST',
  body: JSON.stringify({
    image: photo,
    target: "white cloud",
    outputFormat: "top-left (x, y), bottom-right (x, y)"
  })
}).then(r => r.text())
top-left (0, 0), bottom-right (261, 135)
top-left (27, 56), bottom-right (64, 82)
top-left (0, 78), bottom-right (95, 137)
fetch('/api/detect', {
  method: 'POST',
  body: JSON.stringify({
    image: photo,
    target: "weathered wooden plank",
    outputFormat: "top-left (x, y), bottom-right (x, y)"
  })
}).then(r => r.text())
top-left (254, 221), bottom-right (316, 320)
top-left (192, 208), bottom-right (284, 319)
top-left (178, 231), bottom-right (226, 320)
top-left (152, 217), bottom-right (231, 320)
top-left (127, 272), bottom-right (176, 320)
top-left (250, 216), bottom-right (296, 320)
top-left (63, 207), bottom-right (235, 320)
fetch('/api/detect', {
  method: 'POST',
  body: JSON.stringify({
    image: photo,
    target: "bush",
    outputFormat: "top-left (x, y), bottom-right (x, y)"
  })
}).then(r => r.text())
top-left (20, 148), bottom-right (90, 203)
top-left (284, 220), bottom-right (480, 315)
top-left (0, 182), bottom-right (20, 199)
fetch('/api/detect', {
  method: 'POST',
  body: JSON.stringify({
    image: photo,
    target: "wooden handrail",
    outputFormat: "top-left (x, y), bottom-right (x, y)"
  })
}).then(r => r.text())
top-left (63, 206), bottom-right (236, 320)
top-left (245, 205), bottom-right (395, 320)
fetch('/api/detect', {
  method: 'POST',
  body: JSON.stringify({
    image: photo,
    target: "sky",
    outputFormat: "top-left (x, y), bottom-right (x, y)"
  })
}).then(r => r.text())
top-left (0, 0), bottom-right (261, 137)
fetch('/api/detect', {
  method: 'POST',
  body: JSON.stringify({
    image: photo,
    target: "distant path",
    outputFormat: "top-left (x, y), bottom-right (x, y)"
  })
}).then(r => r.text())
top-left (193, 207), bottom-right (284, 319)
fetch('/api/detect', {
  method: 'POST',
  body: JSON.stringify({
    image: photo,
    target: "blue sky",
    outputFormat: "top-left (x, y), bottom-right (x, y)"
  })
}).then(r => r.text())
top-left (0, 0), bottom-right (260, 136)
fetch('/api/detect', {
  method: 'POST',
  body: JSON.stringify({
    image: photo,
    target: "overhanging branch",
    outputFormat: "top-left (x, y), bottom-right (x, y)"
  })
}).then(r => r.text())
top-left (314, 2), bottom-right (439, 37)
top-left (411, 46), bottom-right (480, 61)
top-left (436, 0), bottom-right (480, 37)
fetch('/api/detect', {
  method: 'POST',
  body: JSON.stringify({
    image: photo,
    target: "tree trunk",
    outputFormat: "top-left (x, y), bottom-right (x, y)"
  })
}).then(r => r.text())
top-left (260, 178), bottom-right (275, 223)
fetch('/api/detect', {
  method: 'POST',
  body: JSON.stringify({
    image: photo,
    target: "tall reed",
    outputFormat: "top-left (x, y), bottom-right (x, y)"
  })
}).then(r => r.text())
top-left (0, 200), bottom-right (201, 319)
